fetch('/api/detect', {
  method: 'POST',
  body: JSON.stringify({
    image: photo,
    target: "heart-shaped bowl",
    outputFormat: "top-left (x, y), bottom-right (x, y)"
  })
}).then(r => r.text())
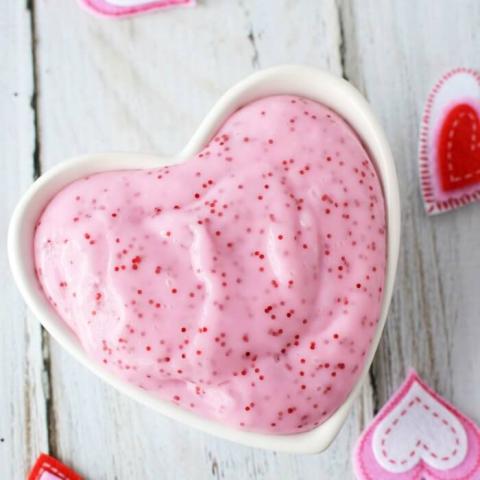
top-left (9, 65), bottom-right (400, 454)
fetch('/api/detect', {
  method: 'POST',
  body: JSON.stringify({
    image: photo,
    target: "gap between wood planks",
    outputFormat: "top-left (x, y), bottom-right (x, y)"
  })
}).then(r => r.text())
top-left (24, 0), bottom-right (381, 464)
top-left (26, 0), bottom-right (59, 458)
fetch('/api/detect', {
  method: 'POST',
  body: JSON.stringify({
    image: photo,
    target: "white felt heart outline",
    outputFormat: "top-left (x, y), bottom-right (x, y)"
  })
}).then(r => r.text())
top-left (372, 381), bottom-right (467, 473)
top-left (8, 65), bottom-right (400, 453)
top-left (419, 68), bottom-right (480, 214)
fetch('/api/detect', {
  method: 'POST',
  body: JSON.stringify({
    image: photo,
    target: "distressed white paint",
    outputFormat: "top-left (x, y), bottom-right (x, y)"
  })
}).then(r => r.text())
top-left (0, 1), bottom-right (49, 479)
top-left (2, 0), bottom-right (480, 478)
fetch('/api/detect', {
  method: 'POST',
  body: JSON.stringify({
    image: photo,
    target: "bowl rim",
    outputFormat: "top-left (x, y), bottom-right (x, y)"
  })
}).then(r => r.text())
top-left (8, 64), bottom-right (400, 454)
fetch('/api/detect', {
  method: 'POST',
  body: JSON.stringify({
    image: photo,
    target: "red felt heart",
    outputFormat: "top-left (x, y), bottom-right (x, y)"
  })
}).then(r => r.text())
top-left (28, 453), bottom-right (82, 480)
top-left (438, 103), bottom-right (480, 191)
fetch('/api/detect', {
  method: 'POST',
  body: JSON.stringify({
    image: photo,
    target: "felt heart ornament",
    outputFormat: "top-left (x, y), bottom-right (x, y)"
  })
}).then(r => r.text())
top-left (78, 0), bottom-right (195, 18)
top-left (354, 370), bottom-right (480, 480)
top-left (28, 453), bottom-right (82, 480)
top-left (8, 66), bottom-right (400, 453)
top-left (419, 68), bottom-right (480, 214)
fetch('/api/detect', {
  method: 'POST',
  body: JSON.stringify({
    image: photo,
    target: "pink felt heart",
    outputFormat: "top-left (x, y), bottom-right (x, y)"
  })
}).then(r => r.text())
top-left (354, 371), bottom-right (480, 479)
top-left (419, 68), bottom-right (480, 214)
top-left (78, 0), bottom-right (195, 18)
top-left (33, 95), bottom-right (387, 435)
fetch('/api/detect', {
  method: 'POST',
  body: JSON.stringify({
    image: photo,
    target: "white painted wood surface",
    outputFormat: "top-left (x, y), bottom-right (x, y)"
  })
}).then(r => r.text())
top-left (2, 0), bottom-right (480, 478)
top-left (1, 2), bottom-right (49, 479)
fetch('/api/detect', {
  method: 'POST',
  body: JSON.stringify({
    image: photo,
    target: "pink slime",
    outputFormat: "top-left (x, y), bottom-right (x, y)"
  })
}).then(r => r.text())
top-left (34, 96), bottom-right (386, 434)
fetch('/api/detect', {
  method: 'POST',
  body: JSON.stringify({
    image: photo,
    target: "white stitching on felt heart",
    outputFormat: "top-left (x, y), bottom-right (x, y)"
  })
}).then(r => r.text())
top-left (379, 396), bottom-right (461, 465)
top-left (446, 110), bottom-right (480, 182)
top-left (36, 462), bottom-right (68, 480)
top-left (372, 380), bottom-right (468, 473)
top-left (418, 67), bottom-right (480, 214)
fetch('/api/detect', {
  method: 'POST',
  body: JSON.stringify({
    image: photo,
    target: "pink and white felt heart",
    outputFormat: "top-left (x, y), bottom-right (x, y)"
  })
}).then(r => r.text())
top-left (78, 0), bottom-right (195, 18)
top-left (354, 370), bottom-right (480, 480)
top-left (419, 68), bottom-right (480, 214)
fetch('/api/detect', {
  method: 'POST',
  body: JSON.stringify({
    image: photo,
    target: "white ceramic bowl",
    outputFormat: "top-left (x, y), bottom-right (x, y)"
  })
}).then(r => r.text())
top-left (8, 65), bottom-right (400, 454)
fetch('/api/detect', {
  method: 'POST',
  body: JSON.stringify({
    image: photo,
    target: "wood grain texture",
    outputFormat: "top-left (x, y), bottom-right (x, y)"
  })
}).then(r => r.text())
top-left (0, 1), bottom-right (49, 479)
top-left (5, 0), bottom-right (480, 478)
top-left (339, 0), bottom-right (480, 418)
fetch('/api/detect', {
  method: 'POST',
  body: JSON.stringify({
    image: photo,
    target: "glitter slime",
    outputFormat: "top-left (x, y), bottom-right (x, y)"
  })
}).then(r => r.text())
top-left (34, 96), bottom-right (386, 434)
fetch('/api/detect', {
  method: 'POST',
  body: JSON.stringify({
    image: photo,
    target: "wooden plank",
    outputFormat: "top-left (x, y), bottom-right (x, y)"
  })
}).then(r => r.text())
top-left (340, 0), bottom-right (480, 419)
top-left (33, 0), bottom-right (370, 478)
top-left (0, 1), bottom-right (49, 478)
